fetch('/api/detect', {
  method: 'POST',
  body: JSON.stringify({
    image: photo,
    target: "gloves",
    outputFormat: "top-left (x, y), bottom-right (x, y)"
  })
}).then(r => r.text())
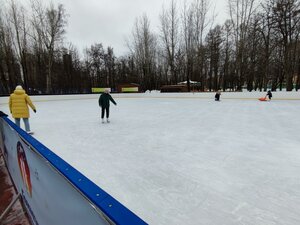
top-left (33, 109), bottom-right (37, 113)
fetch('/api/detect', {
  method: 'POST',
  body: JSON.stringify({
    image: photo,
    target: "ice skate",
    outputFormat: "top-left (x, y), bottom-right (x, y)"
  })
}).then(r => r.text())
top-left (106, 118), bottom-right (110, 123)
top-left (101, 119), bottom-right (104, 123)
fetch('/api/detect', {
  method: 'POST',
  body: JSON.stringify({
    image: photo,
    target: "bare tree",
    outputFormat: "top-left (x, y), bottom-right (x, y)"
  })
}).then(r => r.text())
top-left (0, 7), bottom-right (9, 93)
top-left (8, 0), bottom-right (30, 90)
top-left (228, 0), bottom-right (257, 90)
top-left (245, 16), bottom-right (261, 91)
top-left (194, 0), bottom-right (211, 47)
top-left (271, 0), bottom-right (300, 91)
top-left (160, 0), bottom-right (179, 84)
top-left (104, 46), bottom-right (116, 88)
top-left (193, 0), bottom-right (212, 91)
top-left (220, 20), bottom-right (234, 91)
top-left (257, 1), bottom-right (276, 91)
top-left (86, 43), bottom-right (105, 87)
top-left (182, 2), bottom-right (195, 91)
top-left (0, 4), bottom-right (20, 92)
top-left (130, 14), bottom-right (157, 91)
top-left (31, 0), bottom-right (67, 93)
top-left (206, 25), bottom-right (222, 91)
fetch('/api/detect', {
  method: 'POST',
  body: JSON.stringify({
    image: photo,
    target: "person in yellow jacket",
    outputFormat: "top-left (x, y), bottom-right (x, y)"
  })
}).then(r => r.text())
top-left (9, 85), bottom-right (36, 133)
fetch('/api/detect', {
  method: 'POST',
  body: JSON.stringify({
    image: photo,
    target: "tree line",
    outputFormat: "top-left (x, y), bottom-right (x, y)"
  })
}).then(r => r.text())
top-left (1, 0), bottom-right (300, 95)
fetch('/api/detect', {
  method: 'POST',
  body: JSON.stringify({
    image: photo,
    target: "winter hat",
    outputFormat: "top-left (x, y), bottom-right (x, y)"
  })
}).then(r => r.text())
top-left (15, 85), bottom-right (23, 90)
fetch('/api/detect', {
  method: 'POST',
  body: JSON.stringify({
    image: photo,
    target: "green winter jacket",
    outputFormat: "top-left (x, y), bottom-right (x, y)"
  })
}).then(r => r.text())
top-left (98, 93), bottom-right (117, 108)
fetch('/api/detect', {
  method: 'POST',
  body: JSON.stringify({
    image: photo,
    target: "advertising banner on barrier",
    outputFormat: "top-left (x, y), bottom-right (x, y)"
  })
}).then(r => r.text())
top-left (0, 117), bottom-right (147, 225)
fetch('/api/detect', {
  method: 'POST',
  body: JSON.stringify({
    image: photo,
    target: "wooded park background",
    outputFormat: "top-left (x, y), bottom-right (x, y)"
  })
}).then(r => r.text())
top-left (1, 0), bottom-right (300, 95)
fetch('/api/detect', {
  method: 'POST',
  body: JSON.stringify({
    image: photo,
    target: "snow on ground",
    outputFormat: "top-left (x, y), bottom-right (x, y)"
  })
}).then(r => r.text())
top-left (1, 92), bottom-right (300, 225)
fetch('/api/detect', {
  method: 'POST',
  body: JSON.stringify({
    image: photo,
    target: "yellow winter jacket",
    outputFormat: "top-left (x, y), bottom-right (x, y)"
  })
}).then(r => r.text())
top-left (9, 89), bottom-right (36, 118)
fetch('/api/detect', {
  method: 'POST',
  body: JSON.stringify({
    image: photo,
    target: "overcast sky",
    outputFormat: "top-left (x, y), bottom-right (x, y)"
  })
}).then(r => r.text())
top-left (40, 0), bottom-right (229, 56)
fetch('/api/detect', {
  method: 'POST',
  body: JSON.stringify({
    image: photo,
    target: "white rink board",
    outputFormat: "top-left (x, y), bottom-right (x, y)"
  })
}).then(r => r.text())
top-left (1, 92), bottom-right (300, 225)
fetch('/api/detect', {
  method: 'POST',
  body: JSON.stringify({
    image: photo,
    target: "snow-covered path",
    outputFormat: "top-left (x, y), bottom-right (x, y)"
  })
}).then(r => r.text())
top-left (1, 93), bottom-right (300, 225)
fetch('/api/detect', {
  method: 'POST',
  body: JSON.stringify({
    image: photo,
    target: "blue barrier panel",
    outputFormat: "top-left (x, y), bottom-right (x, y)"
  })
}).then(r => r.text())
top-left (0, 117), bottom-right (147, 225)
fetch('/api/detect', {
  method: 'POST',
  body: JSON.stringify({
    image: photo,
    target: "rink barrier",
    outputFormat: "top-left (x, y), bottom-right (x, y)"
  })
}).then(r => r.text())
top-left (0, 116), bottom-right (147, 225)
top-left (1, 93), bottom-right (300, 106)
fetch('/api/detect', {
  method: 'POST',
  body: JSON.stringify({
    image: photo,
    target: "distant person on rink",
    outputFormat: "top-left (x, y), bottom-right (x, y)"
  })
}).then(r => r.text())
top-left (266, 90), bottom-right (272, 100)
top-left (9, 85), bottom-right (36, 134)
top-left (215, 90), bottom-right (221, 101)
top-left (98, 89), bottom-right (117, 123)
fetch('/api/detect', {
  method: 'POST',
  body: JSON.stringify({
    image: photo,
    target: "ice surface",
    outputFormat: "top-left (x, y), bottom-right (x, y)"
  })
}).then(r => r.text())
top-left (1, 92), bottom-right (300, 225)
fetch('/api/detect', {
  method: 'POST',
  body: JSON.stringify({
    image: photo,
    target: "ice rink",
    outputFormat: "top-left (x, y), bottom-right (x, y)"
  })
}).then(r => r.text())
top-left (1, 92), bottom-right (300, 225)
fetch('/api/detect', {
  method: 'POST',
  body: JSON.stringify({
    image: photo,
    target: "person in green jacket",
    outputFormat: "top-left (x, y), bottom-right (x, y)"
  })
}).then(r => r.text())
top-left (98, 89), bottom-right (117, 123)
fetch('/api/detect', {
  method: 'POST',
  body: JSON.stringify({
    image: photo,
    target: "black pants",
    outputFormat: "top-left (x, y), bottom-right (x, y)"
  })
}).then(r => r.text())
top-left (101, 107), bottom-right (109, 118)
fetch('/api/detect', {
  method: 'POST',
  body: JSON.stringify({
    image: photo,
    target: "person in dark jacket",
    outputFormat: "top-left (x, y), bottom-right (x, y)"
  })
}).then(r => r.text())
top-left (266, 90), bottom-right (272, 100)
top-left (215, 90), bottom-right (221, 101)
top-left (98, 89), bottom-right (117, 123)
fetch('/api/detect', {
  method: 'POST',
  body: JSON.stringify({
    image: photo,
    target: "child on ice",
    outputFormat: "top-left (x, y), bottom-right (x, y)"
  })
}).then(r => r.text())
top-left (266, 90), bottom-right (272, 100)
top-left (98, 89), bottom-right (117, 123)
top-left (215, 90), bottom-right (221, 101)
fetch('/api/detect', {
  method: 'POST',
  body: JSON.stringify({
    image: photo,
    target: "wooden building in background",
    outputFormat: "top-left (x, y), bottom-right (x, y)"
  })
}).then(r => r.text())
top-left (117, 83), bottom-right (140, 93)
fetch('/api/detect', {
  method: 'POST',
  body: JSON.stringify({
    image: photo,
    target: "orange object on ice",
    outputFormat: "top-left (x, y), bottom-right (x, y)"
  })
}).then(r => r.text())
top-left (259, 97), bottom-right (267, 101)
